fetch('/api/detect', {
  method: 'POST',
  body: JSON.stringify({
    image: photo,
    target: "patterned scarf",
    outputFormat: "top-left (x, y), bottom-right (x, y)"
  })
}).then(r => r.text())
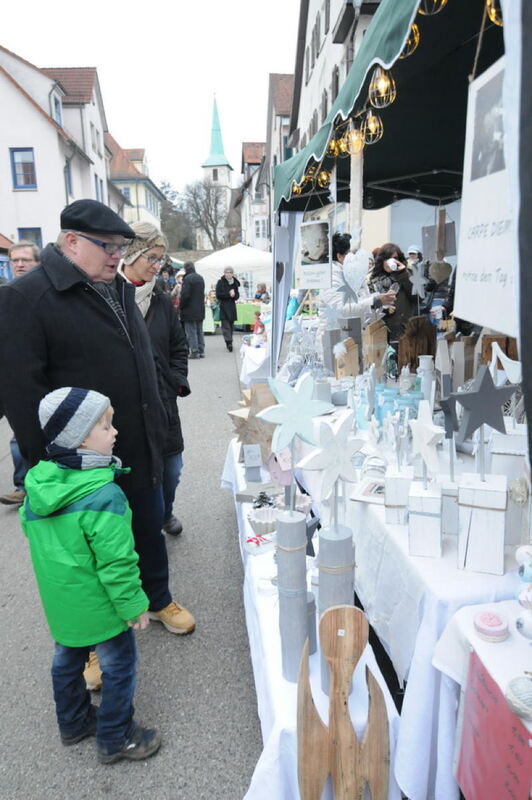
top-left (46, 443), bottom-right (125, 472)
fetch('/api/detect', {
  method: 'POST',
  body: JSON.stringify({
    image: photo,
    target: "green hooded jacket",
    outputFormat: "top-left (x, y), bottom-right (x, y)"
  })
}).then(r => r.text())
top-left (20, 460), bottom-right (149, 647)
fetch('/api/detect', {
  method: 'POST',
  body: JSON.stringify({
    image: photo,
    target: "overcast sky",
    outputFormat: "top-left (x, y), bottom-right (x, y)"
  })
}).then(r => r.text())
top-left (3, 0), bottom-right (299, 193)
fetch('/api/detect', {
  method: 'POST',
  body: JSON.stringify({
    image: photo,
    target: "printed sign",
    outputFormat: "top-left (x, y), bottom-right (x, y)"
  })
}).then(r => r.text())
top-left (456, 651), bottom-right (531, 800)
top-left (243, 444), bottom-right (262, 468)
top-left (454, 57), bottom-right (517, 337)
top-left (296, 220), bottom-right (332, 289)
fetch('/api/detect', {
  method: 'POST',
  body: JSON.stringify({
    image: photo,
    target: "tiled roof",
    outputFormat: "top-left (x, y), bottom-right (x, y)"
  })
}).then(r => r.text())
top-left (105, 132), bottom-right (143, 179)
top-left (41, 67), bottom-right (97, 104)
top-left (242, 142), bottom-right (265, 165)
top-left (0, 66), bottom-right (70, 143)
top-left (124, 148), bottom-right (145, 162)
top-left (0, 233), bottom-right (14, 249)
top-left (270, 74), bottom-right (294, 116)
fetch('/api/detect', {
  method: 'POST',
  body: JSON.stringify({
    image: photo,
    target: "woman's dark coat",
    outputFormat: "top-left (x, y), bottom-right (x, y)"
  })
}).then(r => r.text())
top-left (145, 284), bottom-right (190, 455)
top-left (215, 275), bottom-right (240, 322)
top-left (0, 244), bottom-right (167, 495)
top-left (370, 267), bottom-right (414, 342)
top-left (179, 270), bottom-right (205, 322)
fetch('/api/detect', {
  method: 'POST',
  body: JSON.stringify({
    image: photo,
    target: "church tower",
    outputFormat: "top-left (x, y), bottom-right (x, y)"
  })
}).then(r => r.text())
top-left (198, 97), bottom-right (233, 250)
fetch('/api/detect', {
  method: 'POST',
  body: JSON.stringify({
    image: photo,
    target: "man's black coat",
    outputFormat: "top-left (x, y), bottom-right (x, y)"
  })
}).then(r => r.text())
top-left (0, 244), bottom-right (167, 495)
top-left (179, 270), bottom-right (205, 322)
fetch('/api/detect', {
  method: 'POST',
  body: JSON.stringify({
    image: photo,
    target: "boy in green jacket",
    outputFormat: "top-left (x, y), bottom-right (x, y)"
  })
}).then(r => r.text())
top-left (20, 386), bottom-right (161, 764)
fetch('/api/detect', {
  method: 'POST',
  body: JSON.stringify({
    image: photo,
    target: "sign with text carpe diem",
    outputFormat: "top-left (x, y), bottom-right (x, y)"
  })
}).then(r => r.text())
top-left (296, 220), bottom-right (332, 289)
top-left (454, 57), bottom-right (517, 338)
top-left (456, 651), bottom-right (531, 800)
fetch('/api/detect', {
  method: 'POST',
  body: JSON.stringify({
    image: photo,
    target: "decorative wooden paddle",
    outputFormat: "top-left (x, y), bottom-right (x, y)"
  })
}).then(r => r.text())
top-left (297, 605), bottom-right (389, 800)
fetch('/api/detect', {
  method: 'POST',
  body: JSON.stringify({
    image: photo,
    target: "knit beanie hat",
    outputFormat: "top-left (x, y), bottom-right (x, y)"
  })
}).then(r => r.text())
top-left (38, 387), bottom-right (110, 449)
top-left (122, 222), bottom-right (167, 266)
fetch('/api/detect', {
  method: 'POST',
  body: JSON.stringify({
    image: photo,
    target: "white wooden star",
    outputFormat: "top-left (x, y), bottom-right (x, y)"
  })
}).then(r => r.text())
top-left (409, 399), bottom-right (444, 474)
top-left (409, 263), bottom-right (428, 299)
top-left (257, 373), bottom-right (335, 453)
top-left (296, 410), bottom-right (364, 499)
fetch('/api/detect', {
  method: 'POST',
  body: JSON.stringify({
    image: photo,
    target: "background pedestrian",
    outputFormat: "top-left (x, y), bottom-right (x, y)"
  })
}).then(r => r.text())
top-left (216, 267), bottom-right (240, 352)
top-left (179, 261), bottom-right (206, 359)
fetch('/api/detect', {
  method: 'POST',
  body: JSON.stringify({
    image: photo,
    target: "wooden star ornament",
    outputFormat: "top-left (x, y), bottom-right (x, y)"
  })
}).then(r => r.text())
top-left (257, 373), bottom-right (335, 453)
top-left (452, 364), bottom-right (516, 442)
top-left (409, 399), bottom-right (444, 474)
top-left (297, 410), bottom-right (364, 499)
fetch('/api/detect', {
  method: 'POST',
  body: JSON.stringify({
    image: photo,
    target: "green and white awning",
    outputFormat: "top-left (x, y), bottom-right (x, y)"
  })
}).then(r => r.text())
top-left (274, 0), bottom-right (504, 211)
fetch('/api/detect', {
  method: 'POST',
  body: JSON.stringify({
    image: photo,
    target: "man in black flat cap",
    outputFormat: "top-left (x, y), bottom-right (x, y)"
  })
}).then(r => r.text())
top-left (0, 199), bottom-right (195, 686)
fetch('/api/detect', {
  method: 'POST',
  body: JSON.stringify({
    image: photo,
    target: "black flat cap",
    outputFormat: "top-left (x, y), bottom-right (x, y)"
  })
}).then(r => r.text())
top-left (61, 199), bottom-right (135, 238)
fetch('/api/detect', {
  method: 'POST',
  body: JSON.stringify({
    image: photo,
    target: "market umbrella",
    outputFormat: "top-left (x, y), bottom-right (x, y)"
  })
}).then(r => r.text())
top-left (195, 243), bottom-right (273, 291)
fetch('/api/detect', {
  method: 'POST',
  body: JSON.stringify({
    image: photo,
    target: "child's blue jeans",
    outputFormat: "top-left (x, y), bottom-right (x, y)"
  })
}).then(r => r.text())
top-left (51, 628), bottom-right (136, 754)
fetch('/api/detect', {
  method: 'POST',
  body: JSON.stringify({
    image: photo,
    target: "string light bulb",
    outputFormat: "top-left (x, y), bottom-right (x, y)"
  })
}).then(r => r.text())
top-left (291, 181), bottom-right (303, 196)
top-left (327, 136), bottom-right (341, 158)
top-left (343, 121), bottom-right (365, 155)
top-left (399, 23), bottom-right (420, 58)
top-left (368, 66), bottom-right (397, 108)
top-left (485, 0), bottom-right (503, 26)
top-left (418, 0), bottom-right (448, 15)
top-left (317, 170), bottom-right (332, 189)
top-left (302, 165), bottom-right (318, 186)
top-left (362, 110), bottom-right (383, 145)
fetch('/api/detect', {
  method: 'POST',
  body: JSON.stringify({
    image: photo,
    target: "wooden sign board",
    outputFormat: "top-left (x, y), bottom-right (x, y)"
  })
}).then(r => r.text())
top-left (363, 320), bottom-right (388, 376)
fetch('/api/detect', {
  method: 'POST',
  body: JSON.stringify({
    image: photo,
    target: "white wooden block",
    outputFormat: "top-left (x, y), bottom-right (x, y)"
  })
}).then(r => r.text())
top-left (437, 473), bottom-right (459, 535)
top-left (458, 472), bottom-right (507, 575)
top-left (489, 428), bottom-right (528, 546)
top-left (408, 482), bottom-right (442, 557)
top-left (451, 341), bottom-right (465, 391)
top-left (385, 466), bottom-right (414, 525)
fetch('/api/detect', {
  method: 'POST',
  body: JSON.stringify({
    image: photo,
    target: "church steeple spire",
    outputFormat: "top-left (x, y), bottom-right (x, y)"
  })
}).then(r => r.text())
top-left (202, 96), bottom-right (232, 170)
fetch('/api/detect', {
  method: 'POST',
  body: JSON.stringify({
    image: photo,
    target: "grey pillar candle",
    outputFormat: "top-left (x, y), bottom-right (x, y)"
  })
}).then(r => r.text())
top-left (307, 591), bottom-right (317, 655)
top-left (318, 524), bottom-right (355, 694)
top-left (276, 509), bottom-right (308, 683)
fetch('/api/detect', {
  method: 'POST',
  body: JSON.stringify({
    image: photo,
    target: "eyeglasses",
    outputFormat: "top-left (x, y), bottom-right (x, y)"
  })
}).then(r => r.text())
top-left (74, 232), bottom-right (130, 256)
top-left (143, 254), bottom-right (167, 266)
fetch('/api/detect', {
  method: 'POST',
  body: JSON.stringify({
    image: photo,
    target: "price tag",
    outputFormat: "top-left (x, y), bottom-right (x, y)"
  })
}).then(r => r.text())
top-left (337, 629), bottom-right (345, 637)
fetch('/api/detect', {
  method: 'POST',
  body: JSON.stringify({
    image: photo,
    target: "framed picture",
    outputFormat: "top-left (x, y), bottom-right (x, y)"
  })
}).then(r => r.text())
top-left (296, 220), bottom-right (332, 289)
top-left (351, 478), bottom-right (386, 505)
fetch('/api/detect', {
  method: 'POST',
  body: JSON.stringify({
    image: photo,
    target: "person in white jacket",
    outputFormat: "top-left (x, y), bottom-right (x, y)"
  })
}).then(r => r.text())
top-left (319, 233), bottom-right (396, 323)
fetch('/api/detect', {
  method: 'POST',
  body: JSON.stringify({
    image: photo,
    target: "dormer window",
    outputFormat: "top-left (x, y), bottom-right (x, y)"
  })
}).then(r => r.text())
top-left (52, 94), bottom-right (63, 126)
top-left (213, 168), bottom-right (218, 182)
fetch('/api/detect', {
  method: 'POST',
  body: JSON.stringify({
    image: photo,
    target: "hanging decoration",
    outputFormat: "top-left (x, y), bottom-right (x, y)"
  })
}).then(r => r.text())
top-left (343, 119), bottom-right (365, 155)
top-left (302, 164), bottom-right (318, 188)
top-left (362, 110), bottom-right (383, 145)
top-left (291, 181), bottom-right (303, 196)
top-left (368, 66), bottom-right (397, 109)
top-left (399, 23), bottom-right (421, 58)
top-left (326, 133), bottom-right (342, 158)
top-left (418, 0), bottom-right (448, 15)
top-left (485, 0), bottom-right (503, 26)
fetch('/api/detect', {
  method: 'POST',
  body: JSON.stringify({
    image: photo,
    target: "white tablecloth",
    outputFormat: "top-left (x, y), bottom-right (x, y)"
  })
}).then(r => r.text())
top-left (222, 439), bottom-right (401, 800)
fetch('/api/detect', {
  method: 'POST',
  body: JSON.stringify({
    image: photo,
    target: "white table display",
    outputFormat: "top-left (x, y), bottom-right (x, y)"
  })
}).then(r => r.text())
top-left (408, 400), bottom-right (444, 557)
top-left (452, 366), bottom-right (516, 574)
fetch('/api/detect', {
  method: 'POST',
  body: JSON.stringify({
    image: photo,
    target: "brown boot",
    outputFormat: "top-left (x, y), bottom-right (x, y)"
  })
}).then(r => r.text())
top-left (148, 602), bottom-right (195, 634)
top-left (0, 488), bottom-right (26, 505)
top-left (84, 651), bottom-right (102, 691)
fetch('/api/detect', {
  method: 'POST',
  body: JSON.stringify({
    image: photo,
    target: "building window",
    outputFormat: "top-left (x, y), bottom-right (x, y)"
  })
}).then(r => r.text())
top-left (254, 185), bottom-right (263, 202)
top-left (316, 12), bottom-right (321, 53)
top-left (96, 129), bottom-right (102, 156)
top-left (300, 134), bottom-right (307, 150)
top-left (255, 220), bottom-right (261, 238)
top-left (331, 66), bottom-right (340, 102)
top-left (213, 168), bottom-right (218, 182)
top-left (94, 173), bottom-right (100, 200)
top-left (321, 90), bottom-right (328, 123)
top-left (324, 0), bottom-right (330, 33)
top-left (261, 219), bottom-right (268, 238)
top-left (99, 178), bottom-right (104, 203)
top-left (52, 95), bottom-right (62, 126)
top-left (17, 228), bottom-right (42, 248)
top-left (305, 47), bottom-right (309, 84)
top-left (282, 135), bottom-right (292, 162)
top-left (122, 186), bottom-right (131, 201)
top-left (64, 159), bottom-right (73, 196)
top-left (10, 148), bottom-right (37, 189)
